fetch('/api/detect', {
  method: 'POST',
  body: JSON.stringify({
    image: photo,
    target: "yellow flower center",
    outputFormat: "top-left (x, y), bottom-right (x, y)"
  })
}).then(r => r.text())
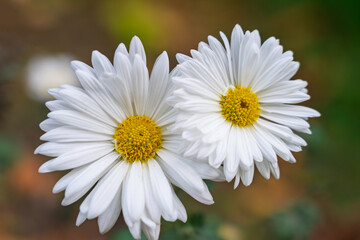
top-left (113, 116), bottom-right (162, 163)
top-left (219, 85), bottom-right (260, 127)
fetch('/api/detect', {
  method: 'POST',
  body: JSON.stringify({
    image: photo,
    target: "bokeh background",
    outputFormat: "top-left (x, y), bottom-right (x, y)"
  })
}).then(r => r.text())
top-left (0, 0), bottom-right (359, 239)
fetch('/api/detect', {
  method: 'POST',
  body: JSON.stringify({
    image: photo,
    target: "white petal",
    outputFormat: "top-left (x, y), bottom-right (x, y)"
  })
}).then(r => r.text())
top-left (128, 221), bottom-right (141, 240)
top-left (40, 126), bottom-right (112, 143)
top-left (255, 160), bottom-right (271, 180)
top-left (261, 112), bottom-right (310, 132)
top-left (114, 43), bottom-right (128, 60)
top-left (224, 127), bottom-right (240, 181)
top-left (146, 51), bottom-right (170, 118)
top-left (91, 50), bottom-right (115, 77)
top-left (240, 164), bottom-right (254, 186)
top-left (48, 110), bottom-right (114, 135)
top-left (100, 73), bottom-right (133, 118)
top-left (147, 159), bottom-right (176, 221)
top-left (256, 79), bottom-right (307, 97)
top-left (47, 142), bottom-right (114, 171)
top-left (76, 212), bottom-right (87, 226)
top-left (45, 100), bottom-right (69, 111)
top-left (176, 53), bottom-right (191, 64)
top-left (259, 91), bottom-right (310, 104)
top-left (171, 188), bottom-right (187, 222)
top-left (75, 70), bottom-right (125, 121)
top-left (131, 55), bottom-right (149, 115)
top-left (58, 88), bottom-right (117, 126)
top-left (35, 142), bottom-right (89, 157)
top-left (62, 152), bottom-right (118, 206)
top-left (142, 164), bottom-right (161, 224)
top-left (98, 187), bottom-right (122, 234)
top-left (261, 104), bottom-right (320, 118)
top-left (87, 160), bottom-right (129, 219)
top-left (39, 118), bottom-right (62, 132)
top-left (251, 126), bottom-right (277, 163)
top-left (122, 161), bottom-right (145, 225)
top-left (52, 165), bottom-right (89, 193)
top-left (182, 158), bottom-right (225, 182)
top-left (129, 36), bottom-right (146, 64)
top-left (142, 222), bottom-right (160, 240)
top-left (157, 150), bottom-right (213, 205)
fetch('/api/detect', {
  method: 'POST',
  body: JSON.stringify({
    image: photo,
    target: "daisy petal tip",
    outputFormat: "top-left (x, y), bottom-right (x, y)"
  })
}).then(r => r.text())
top-left (91, 50), bottom-right (101, 59)
top-left (313, 109), bottom-right (321, 117)
top-left (61, 198), bottom-right (69, 206)
top-left (202, 192), bottom-right (215, 205)
top-left (34, 145), bottom-right (41, 155)
top-left (76, 213), bottom-right (86, 227)
top-left (224, 172), bottom-right (235, 183)
top-left (242, 180), bottom-right (252, 187)
top-left (234, 24), bottom-right (242, 32)
top-left (38, 161), bottom-right (52, 173)
top-left (52, 186), bottom-right (61, 194)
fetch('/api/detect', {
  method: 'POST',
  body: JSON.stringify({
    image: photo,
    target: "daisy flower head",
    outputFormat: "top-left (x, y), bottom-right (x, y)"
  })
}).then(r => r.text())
top-left (35, 36), bottom-right (221, 240)
top-left (170, 24), bottom-right (320, 188)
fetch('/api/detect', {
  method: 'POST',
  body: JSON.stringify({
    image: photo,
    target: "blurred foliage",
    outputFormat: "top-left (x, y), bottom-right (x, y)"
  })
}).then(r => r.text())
top-left (268, 200), bottom-right (319, 240)
top-left (160, 212), bottom-right (222, 240)
top-left (100, 0), bottom-right (167, 52)
top-left (0, 134), bottom-right (20, 174)
top-left (250, 200), bottom-right (320, 240)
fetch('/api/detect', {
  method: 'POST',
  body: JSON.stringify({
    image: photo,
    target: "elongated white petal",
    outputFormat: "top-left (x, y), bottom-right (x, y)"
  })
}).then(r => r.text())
top-left (129, 36), bottom-right (146, 64)
top-left (47, 142), bottom-right (114, 171)
top-left (121, 161), bottom-right (145, 224)
top-left (87, 160), bottom-right (129, 219)
top-left (39, 118), bottom-right (62, 132)
top-left (146, 51), bottom-right (169, 118)
top-left (98, 187), bottom-right (122, 234)
top-left (147, 159), bottom-right (176, 221)
top-left (91, 50), bottom-right (115, 77)
top-left (131, 55), bottom-right (149, 115)
top-left (48, 110), bottom-right (114, 135)
top-left (142, 164), bottom-right (161, 224)
top-left (52, 165), bottom-right (89, 193)
top-left (157, 150), bottom-right (213, 205)
top-left (62, 152), bottom-right (118, 206)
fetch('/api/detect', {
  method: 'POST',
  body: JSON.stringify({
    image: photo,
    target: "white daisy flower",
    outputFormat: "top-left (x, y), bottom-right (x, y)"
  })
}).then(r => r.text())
top-left (170, 24), bottom-right (320, 188)
top-left (35, 36), bottom-right (222, 240)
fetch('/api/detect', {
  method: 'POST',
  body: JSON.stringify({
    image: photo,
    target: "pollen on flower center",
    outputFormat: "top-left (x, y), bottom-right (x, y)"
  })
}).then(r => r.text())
top-left (113, 116), bottom-right (162, 163)
top-left (219, 85), bottom-right (260, 127)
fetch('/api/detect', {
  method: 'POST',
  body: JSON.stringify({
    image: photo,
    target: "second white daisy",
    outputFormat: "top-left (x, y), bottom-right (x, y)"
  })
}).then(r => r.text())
top-left (170, 24), bottom-right (320, 188)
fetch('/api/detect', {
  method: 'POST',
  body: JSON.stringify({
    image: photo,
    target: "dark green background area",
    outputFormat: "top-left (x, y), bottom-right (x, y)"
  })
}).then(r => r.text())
top-left (0, 0), bottom-right (359, 239)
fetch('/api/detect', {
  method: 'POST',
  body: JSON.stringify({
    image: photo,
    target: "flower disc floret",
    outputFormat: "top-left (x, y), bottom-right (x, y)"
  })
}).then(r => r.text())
top-left (219, 85), bottom-right (260, 127)
top-left (114, 115), bottom-right (162, 163)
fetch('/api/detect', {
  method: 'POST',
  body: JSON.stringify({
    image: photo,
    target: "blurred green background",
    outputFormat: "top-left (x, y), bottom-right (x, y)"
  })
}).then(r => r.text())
top-left (0, 0), bottom-right (359, 239)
